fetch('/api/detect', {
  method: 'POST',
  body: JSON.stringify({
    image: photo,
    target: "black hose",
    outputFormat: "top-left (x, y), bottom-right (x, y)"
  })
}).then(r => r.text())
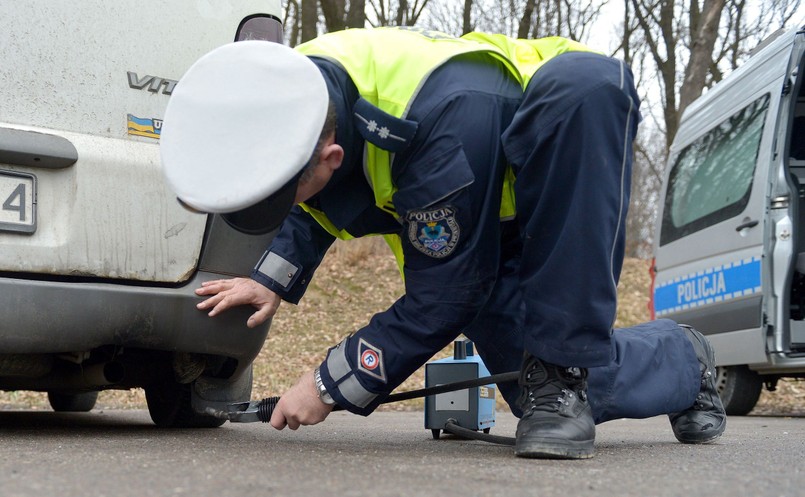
top-left (252, 370), bottom-right (519, 426)
top-left (442, 419), bottom-right (515, 446)
top-left (384, 371), bottom-right (518, 403)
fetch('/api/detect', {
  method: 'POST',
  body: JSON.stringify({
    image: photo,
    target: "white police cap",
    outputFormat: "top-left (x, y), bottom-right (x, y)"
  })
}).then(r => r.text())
top-left (160, 40), bottom-right (329, 231)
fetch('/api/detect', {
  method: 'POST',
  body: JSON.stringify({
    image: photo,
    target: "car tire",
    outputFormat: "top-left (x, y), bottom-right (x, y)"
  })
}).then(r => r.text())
top-left (47, 391), bottom-right (99, 412)
top-left (145, 378), bottom-right (226, 428)
top-left (715, 365), bottom-right (763, 415)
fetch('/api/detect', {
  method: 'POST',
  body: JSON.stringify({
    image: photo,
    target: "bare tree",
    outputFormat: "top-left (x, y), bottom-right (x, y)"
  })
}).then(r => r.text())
top-left (282, 0), bottom-right (318, 46)
top-left (319, 0), bottom-right (367, 31)
top-left (420, 0), bottom-right (466, 34)
top-left (678, 0), bottom-right (727, 122)
top-left (518, 0), bottom-right (606, 40)
top-left (367, 0), bottom-right (431, 26)
top-left (627, 0), bottom-right (800, 149)
top-left (302, 0), bottom-right (320, 44)
top-left (349, 0), bottom-right (368, 27)
top-left (427, 0), bottom-right (604, 38)
top-left (619, 0), bottom-right (799, 257)
top-left (463, 0), bottom-right (474, 34)
top-left (626, 127), bottom-right (668, 257)
top-left (285, 0), bottom-right (301, 46)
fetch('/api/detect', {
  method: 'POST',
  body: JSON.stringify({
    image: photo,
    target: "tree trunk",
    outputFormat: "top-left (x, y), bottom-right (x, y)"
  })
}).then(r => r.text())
top-left (396, 0), bottom-right (407, 25)
top-left (300, 0), bottom-right (318, 44)
top-left (462, 0), bottom-right (474, 35)
top-left (518, 0), bottom-right (537, 39)
top-left (678, 0), bottom-right (726, 120)
top-left (346, 0), bottom-right (366, 28)
top-left (320, 0), bottom-right (346, 32)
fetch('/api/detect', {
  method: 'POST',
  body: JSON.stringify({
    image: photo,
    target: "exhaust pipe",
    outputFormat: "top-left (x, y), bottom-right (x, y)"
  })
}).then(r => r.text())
top-left (81, 361), bottom-right (125, 385)
top-left (0, 361), bottom-right (125, 391)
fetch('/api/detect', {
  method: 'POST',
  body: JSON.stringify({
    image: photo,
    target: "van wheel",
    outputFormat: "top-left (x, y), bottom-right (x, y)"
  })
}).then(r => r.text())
top-left (48, 391), bottom-right (98, 412)
top-left (715, 365), bottom-right (763, 415)
top-left (145, 379), bottom-right (226, 428)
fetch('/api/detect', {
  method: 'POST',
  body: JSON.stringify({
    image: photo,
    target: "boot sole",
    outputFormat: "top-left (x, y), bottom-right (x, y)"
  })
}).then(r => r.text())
top-left (674, 419), bottom-right (726, 444)
top-left (515, 438), bottom-right (595, 459)
top-left (676, 430), bottom-right (725, 444)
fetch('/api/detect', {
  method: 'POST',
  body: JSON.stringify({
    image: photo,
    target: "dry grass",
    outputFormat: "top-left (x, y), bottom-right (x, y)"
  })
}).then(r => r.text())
top-left (2, 237), bottom-right (802, 415)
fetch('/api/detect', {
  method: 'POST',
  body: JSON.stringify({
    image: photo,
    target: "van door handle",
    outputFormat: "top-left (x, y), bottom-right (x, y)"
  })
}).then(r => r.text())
top-left (735, 219), bottom-right (759, 231)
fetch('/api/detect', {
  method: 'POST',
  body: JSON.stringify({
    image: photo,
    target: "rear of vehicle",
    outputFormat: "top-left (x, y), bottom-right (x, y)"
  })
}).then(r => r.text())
top-left (0, 1), bottom-right (283, 426)
top-left (651, 27), bottom-right (805, 415)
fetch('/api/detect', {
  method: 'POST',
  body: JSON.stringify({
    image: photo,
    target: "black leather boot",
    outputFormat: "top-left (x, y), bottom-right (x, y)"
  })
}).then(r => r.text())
top-left (514, 355), bottom-right (595, 459)
top-left (668, 325), bottom-right (727, 443)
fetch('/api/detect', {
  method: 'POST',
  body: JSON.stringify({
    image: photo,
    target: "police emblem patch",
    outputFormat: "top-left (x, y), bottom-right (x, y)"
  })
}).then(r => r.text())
top-left (406, 205), bottom-right (460, 258)
top-left (357, 338), bottom-right (386, 383)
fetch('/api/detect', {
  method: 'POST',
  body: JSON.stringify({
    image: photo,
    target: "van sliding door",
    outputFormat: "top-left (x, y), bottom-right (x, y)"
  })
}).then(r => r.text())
top-left (654, 91), bottom-right (773, 354)
top-left (784, 33), bottom-right (805, 353)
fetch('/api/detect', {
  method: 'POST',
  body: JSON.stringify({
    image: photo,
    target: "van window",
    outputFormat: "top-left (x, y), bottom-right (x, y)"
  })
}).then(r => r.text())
top-left (660, 94), bottom-right (770, 245)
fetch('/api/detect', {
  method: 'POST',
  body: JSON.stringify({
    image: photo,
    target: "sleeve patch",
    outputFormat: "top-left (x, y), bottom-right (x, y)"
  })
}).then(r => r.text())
top-left (405, 205), bottom-right (460, 258)
top-left (357, 338), bottom-right (387, 383)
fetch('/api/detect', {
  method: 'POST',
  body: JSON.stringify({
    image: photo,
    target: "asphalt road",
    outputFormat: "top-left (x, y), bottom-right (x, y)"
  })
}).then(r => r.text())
top-left (0, 409), bottom-right (803, 497)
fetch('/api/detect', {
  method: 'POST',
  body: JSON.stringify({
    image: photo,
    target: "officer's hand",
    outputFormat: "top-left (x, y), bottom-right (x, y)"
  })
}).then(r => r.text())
top-left (195, 277), bottom-right (281, 328)
top-left (270, 370), bottom-right (335, 430)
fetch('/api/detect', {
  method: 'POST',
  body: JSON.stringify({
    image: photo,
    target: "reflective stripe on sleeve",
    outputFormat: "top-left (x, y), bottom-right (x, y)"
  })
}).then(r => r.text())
top-left (326, 337), bottom-right (352, 382)
top-left (337, 375), bottom-right (378, 408)
top-left (325, 336), bottom-right (379, 409)
top-left (254, 251), bottom-right (298, 288)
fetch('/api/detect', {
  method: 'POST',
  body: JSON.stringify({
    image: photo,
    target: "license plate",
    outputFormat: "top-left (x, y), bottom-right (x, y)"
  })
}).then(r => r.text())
top-left (0, 170), bottom-right (36, 234)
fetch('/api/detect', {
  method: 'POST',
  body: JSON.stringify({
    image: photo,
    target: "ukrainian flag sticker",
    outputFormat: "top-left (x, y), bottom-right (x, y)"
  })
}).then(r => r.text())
top-left (127, 114), bottom-right (163, 139)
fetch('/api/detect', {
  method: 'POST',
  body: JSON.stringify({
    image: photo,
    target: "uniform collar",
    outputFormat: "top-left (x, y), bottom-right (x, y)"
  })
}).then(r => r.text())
top-left (307, 58), bottom-right (375, 230)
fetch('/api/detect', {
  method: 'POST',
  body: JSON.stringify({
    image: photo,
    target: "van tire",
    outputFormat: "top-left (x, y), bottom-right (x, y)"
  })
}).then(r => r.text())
top-left (715, 365), bottom-right (763, 415)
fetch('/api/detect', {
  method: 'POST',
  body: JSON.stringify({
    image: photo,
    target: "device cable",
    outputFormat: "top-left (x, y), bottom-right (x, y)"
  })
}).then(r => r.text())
top-left (244, 371), bottom-right (520, 445)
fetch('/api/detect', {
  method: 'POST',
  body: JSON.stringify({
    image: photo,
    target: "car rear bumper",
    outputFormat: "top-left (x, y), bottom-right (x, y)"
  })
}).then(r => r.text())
top-left (0, 271), bottom-right (269, 368)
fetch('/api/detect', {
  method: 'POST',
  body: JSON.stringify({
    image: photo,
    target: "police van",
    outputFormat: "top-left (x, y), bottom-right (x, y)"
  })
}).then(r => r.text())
top-left (651, 26), bottom-right (805, 414)
top-left (0, 1), bottom-right (282, 426)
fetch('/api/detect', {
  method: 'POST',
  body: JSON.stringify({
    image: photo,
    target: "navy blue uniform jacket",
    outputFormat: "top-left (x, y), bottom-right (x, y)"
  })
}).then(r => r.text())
top-left (251, 54), bottom-right (523, 415)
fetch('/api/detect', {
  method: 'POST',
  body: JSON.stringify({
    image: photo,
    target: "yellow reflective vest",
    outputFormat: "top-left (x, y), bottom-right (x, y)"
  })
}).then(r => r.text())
top-left (460, 33), bottom-right (596, 87)
top-left (295, 28), bottom-right (592, 273)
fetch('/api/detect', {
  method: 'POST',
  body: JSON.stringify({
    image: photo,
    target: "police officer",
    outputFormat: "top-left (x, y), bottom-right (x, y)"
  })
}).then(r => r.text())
top-left (160, 27), bottom-right (726, 459)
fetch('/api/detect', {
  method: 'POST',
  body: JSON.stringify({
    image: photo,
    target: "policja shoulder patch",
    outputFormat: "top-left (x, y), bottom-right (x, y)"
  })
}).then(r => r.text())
top-left (406, 205), bottom-right (460, 258)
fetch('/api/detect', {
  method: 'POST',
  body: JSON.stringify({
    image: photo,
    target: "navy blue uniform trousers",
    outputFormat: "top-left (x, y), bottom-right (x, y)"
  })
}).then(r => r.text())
top-left (467, 52), bottom-right (700, 423)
